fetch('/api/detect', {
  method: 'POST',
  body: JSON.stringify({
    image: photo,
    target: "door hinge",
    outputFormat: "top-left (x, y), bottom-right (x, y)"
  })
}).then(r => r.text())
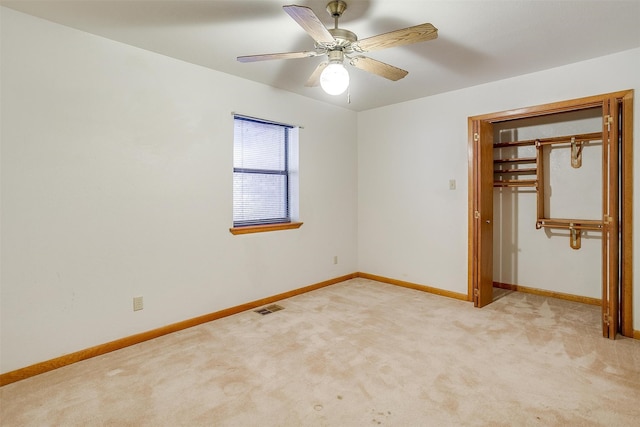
top-left (603, 313), bottom-right (611, 326)
top-left (473, 133), bottom-right (479, 142)
top-left (604, 115), bottom-right (613, 132)
top-left (474, 210), bottom-right (480, 219)
top-left (474, 289), bottom-right (479, 297)
top-left (603, 214), bottom-right (613, 225)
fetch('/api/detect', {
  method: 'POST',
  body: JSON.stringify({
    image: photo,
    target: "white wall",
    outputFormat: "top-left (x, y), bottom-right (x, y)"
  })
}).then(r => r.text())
top-left (2, 7), bottom-right (639, 376)
top-left (0, 8), bottom-right (358, 373)
top-left (358, 48), bottom-right (640, 329)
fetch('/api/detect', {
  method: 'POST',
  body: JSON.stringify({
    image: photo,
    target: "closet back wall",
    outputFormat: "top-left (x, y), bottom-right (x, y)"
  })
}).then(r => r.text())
top-left (493, 110), bottom-right (603, 298)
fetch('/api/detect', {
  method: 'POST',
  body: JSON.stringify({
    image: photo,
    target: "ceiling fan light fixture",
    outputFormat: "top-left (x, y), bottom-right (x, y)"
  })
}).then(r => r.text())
top-left (320, 50), bottom-right (349, 95)
top-left (320, 62), bottom-right (349, 95)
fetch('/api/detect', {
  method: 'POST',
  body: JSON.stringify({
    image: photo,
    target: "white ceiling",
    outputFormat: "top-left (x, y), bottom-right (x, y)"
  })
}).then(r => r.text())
top-left (2, 0), bottom-right (640, 111)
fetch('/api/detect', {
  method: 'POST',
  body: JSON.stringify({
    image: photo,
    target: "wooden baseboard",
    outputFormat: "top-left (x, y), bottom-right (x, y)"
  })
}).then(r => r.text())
top-left (0, 273), bottom-right (357, 387)
top-left (357, 272), bottom-right (470, 301)
top-left (634, 330), bottom-right (640, 340)
top-left (493, 281), bottom-right (601, 306)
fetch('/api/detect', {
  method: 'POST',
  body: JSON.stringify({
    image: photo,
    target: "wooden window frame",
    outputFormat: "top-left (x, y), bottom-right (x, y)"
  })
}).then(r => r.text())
top-left (229, 221), bottom-right (303, 235)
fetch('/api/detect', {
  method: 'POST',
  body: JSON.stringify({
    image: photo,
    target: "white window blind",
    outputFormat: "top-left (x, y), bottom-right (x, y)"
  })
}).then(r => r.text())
top-left (233, 116), bottom-right (293, 227)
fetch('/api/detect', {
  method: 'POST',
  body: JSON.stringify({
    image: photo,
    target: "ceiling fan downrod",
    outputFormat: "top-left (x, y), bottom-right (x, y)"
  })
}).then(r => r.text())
top-left (326, 0), bottom-right (347, 29)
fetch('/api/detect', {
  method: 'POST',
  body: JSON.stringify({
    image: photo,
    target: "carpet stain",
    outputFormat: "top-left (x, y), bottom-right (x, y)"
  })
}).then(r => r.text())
top-left (371, 408), bottom-right (392, 425)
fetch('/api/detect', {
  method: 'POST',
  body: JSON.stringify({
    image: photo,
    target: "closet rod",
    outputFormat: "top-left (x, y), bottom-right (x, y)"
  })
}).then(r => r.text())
top-left (537, 224), bottom-right (603, 232)
top-left (536, 219), bottom-right (603, 231)
top-left (493, 180), bottom-right (537, 187)
top-left (493, 140), bottom-right (537, 148)
top-left (494, 157), bottom-right (537, 164)
top-left (494, 132), bottom-right (601, 148)
top-left (494, 167), bottom-right (537, 174)
top-left (535, 132), bottom-right (602, 147)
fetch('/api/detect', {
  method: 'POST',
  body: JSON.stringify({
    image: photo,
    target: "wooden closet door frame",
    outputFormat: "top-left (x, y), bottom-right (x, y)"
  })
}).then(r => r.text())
top-left (602, 97), bottom-right (620, 338)
top-left (469, 119), bottom-right (495, 307)
top-left (467, 90), bottom-right (634, 338)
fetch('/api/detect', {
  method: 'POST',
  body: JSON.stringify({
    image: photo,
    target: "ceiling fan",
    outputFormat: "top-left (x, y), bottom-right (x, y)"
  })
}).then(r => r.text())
top-left (237, 1), bottom-right (438, 96)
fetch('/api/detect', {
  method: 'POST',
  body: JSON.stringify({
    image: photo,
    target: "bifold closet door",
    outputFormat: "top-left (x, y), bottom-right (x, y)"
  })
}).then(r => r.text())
top-left (602, 98), bottom-right (620, 339)
top-left (472, 120), bottom-right (494, 307)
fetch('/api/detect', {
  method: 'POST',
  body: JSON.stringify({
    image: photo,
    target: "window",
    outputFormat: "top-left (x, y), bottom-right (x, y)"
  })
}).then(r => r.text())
top-left (232, 115), bottom-right (300, 234)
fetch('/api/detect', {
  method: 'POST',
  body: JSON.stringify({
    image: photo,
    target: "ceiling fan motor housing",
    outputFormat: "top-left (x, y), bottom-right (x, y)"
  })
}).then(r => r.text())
top-left (327, 28), bottom-right (357, 52)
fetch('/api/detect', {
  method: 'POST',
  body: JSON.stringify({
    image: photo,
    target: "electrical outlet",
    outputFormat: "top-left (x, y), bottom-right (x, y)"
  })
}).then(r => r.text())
top-left (449, 179), bottom-right (456, 190)
top-left (333, 255), bottom-right (338, 265)
top-left (133, 296), bottom-right (143, 311)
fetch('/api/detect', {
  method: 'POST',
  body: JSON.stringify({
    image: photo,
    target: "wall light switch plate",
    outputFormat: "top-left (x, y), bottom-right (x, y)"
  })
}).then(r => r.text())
top-left (449, 179), bottom-right (456, 190)
top-left (133, 296), bottom-right (143, 311)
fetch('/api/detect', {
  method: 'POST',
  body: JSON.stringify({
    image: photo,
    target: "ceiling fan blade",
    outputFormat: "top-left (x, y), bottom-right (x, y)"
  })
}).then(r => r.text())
top-left (305, 62), bottom-right (328, 87)
top-left (349, 56), bottom-right (408, 81)
top-left (283, 5), bottom-right (335, 44)
top-left (353, 23), bottom-right (438, 52)
top-left (237, 51), bottom-right (319, 62)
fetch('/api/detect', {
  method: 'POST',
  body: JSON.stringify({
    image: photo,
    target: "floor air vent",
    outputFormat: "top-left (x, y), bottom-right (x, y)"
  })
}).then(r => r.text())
top-left (254, 304), bottom-right (284, 315)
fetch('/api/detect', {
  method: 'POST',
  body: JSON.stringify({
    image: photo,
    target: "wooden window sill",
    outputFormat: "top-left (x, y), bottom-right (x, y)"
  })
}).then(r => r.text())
top-left (229, 222), bottom-right (303, 235)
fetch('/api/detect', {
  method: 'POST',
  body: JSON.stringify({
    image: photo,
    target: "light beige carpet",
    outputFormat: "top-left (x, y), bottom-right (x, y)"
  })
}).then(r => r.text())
top-left (1, 278), bottom-right (639, 426)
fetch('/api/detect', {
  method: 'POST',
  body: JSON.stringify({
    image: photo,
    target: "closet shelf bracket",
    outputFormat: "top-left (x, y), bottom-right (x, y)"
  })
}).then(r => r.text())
top-left (569, 225), bottom-right (581, 250)
top-left (571, 137), bottom-right (584, 168)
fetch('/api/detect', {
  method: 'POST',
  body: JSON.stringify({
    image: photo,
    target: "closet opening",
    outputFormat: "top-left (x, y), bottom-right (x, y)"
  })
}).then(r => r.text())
top-left (468, 90), bottom-right (633, 339)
